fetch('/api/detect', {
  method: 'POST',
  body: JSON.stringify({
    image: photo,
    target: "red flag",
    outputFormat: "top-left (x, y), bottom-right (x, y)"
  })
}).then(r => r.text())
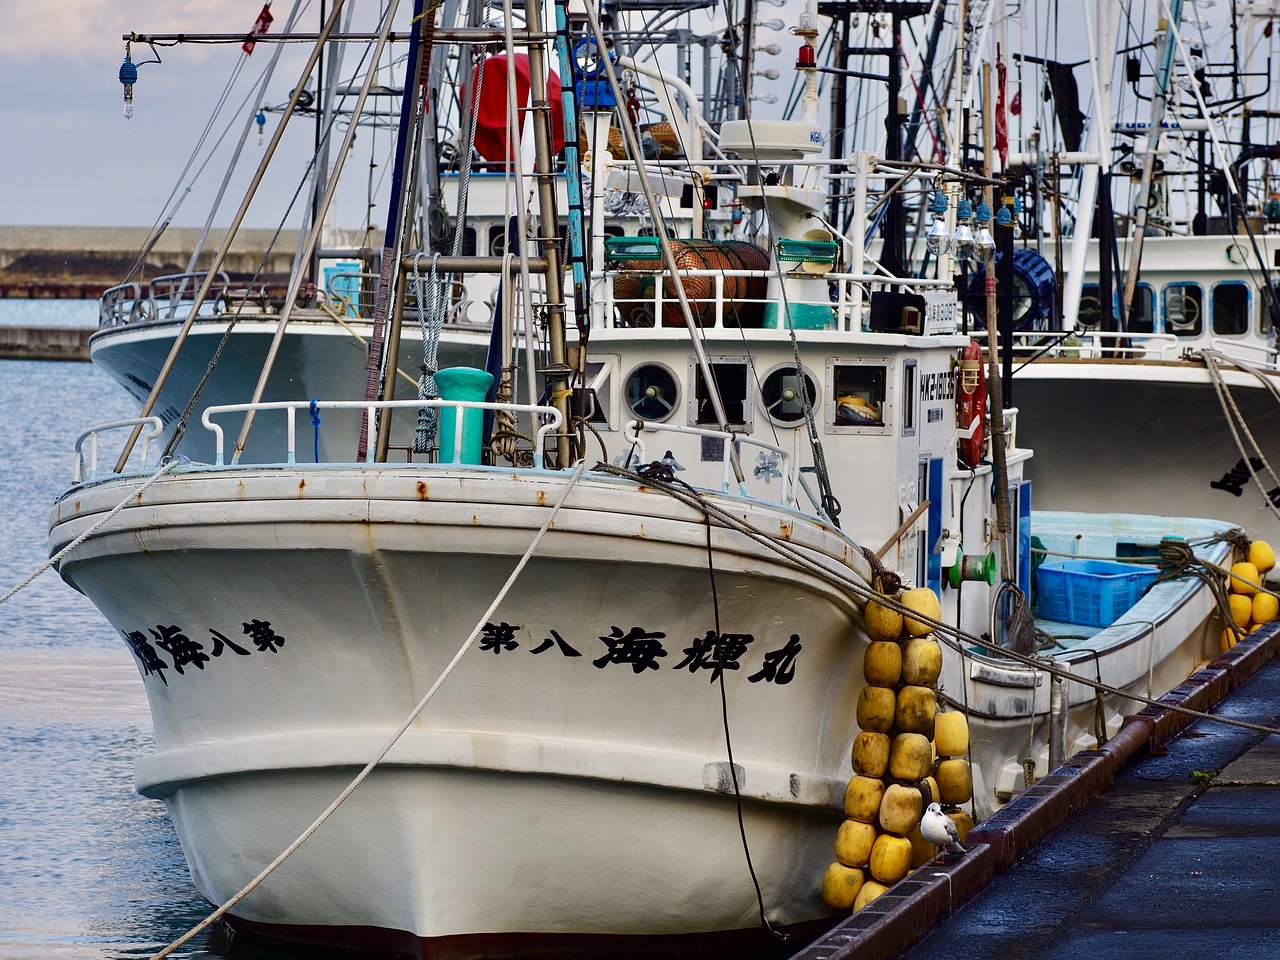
top-left (243, 4), bottom-right (274, 55)
top-left (995, 56), bottom-right (1009, 167)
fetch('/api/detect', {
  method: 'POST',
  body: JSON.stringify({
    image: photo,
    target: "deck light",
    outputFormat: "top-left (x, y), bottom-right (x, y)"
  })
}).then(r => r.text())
top-left (119, 52), bottom-right (138, 119)
top-left (951, 198), bottom-right (975, 261)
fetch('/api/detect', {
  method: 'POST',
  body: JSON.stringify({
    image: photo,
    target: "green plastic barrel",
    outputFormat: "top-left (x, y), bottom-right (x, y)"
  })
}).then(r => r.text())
top-left (434, 366), bottom-right (494, 464)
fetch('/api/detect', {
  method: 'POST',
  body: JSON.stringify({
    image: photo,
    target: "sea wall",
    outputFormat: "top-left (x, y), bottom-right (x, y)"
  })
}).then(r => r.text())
top-left (0, 325), bottom-right (91, 361)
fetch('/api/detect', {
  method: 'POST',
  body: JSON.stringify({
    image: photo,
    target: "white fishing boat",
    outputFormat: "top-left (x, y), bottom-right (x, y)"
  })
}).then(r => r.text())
top-left (47, 0), bottom-right (1255, 954)
top-left (994, 1), bottom-right (1280, 543)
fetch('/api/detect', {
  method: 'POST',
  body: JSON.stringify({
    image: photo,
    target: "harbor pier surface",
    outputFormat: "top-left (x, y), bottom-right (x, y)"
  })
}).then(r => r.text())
top-left (0, 325), bottom-right (91, 361)
top-left (791, 625), bottom-right (1280, 960)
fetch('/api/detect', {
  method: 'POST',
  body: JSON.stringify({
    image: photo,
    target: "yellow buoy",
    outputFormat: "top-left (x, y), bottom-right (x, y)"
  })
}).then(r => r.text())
top-left (834, 818), bottom-right (878, 867)
top-left (901, 637), bottom-right (943, 686)
top-left (934, 710), bottom-right (970, 758)
top-left (851, 731), bottom-right (891, 778)
top-left (936, 757), bottom-right (973, 805)
top-left (878, 782), bottom-right (924, 836)
top-left (856, 685), bottom-right (897, 733)
top-left (843, 775), bottom-right (887, 823)
top-left (868, 833), bottom-right (912, 885)
top-left (922, 776), bottom-right (940, 805)
top-left (908, 824), bottom-right (938, 868)
top-left (864, 597), bottom-right (904, 643)
top-left (821, 862), bottom-right (866, 910)
top-left (889, 732), bottom-right (933, 782)
top-left (864, 641), bottom-right (903, 686)
top-left (894, 684), bottom-right (937, 734)
top-left (946, 808), bottom-right (975, 845)
top-left (1220, 627), bottom-right (1236, 652)
top-left (900, 587), bottom-right (942, 636)
top-left (1252, 591), bottom-right (1279, 625)
top-left (1228, 593), bottom-right (1253, 627)
top-left (1248, 540), bottom-right (1276, 575)
top-left (1230, 561), bottom-right (1261, 596)
top-left (852, 879), bottom-right (890, 912)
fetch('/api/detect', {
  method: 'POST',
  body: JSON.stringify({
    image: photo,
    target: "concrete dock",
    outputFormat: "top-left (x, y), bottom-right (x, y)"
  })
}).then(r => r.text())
top-left (790, 625), bottom-right (1280, 960)
top-left (0, 325), bottom-right (92, 361)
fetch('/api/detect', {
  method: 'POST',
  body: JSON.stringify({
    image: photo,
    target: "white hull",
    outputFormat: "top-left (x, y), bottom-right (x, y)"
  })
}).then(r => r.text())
top-left (949, 512), bottom-right (1234, 814)
top-left (1014, 360), bottom-right (1280, 542)
top-left (90, 318), bottom-right (491, 464)
top-left (51, 465), bottom-right (867, 949)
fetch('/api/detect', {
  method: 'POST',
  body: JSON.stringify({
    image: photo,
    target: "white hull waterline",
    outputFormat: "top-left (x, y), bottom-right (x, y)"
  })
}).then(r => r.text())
top-left (52, 465), bottom-right (867, 948)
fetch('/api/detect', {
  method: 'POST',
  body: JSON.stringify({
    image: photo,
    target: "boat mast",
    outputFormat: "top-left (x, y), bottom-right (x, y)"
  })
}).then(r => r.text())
top-left (1119, 1), bottom-right (1184, 322)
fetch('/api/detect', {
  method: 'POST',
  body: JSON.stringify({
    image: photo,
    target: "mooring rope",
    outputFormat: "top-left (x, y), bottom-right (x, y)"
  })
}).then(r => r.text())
top-left (146, 458), bottom-right (589, 960)
top-left (1199, 349), bottom-right (1280, 526)
top-left (595, 461), bottom-right (1280, 739)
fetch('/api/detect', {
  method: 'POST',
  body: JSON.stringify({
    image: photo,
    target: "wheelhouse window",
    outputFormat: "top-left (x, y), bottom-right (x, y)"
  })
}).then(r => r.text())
top-left (830, 361), bottom-right (887, 431)
top-left (691, 358), bottom-right (750, 426)
top-left (624, 363), bottom-right (678, 422)
top-left (1128, 283), bottom-right (1154, 333)
top-left (760, 366), bottom-right (819, 427)
top-left (1163, 283), bottom-right (1203, 336)
top-left (1212, 282), bottom-right (1250, 336)
top-left (1078, 285), bottom-right (1101, 327)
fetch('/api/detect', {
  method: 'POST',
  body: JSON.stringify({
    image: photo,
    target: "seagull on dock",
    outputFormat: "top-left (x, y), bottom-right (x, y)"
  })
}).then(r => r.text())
top-left (921, 802), bottom-right (966, 857)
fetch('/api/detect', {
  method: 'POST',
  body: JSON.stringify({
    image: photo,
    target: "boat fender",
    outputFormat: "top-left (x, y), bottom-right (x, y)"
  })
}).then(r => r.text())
top-left (956, 340), bottom-right (986, 468)
top-left (878, 783), bottom-right (923, 836)
top-left (842, 775), bottom-right (887, 823)
top-left (834, 818), bottom-right (877, 868)
top-left (821, 862), bottom-right (866, 909)
top-left (852, 879), bottom-right (890, 911)
top-left (934, 757), bottom-right (974, 805)
top-left (868, 834), bottom-right (912, 885)
top-left (889, 733), bottom-right (933, 781)
top-left (934, 711), bottom-right (970, 758)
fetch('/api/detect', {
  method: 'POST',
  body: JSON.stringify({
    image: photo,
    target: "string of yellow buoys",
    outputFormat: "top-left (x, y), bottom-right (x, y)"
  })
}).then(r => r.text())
top-left (1223, 539), bottom-right (1277, 650)
top-left (821, 585), bottom-right (974, 912)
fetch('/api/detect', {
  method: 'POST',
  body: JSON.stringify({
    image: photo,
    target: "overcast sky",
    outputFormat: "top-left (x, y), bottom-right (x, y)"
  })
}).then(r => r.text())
top-left (0, 0), bottom-right (1257, 232)
top-left (0, 0), bottom-right (411, 233)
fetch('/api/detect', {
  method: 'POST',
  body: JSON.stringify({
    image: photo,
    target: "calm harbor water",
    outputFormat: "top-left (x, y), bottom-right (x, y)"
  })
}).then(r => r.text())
top-left (0, 300), bottom-right (224, 958)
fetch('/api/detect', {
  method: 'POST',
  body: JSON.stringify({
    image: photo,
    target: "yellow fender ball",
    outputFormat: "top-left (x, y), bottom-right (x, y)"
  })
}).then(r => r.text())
top-left (901, 637), bottom-right (943, 686)
top-left (821, 862), bottom-right (866, 910)
top-left (908, 824), bottom-right (938, 868)
top-left (1248, 540), bottom-right (1276, 575)
top-left (868, 833), bottom-right (912, 885)
top-left (834, 818), bottom-right (878, 868)
top-left (851, 731), bottom-right (891, 778)
top-left (878, 782), bottom-right (924, 836)
top-left (936, 757), bottom-right (974, 805)
top-left (934, 710), bottom-right (970, 758)
top-left (1253, 591), bottom-right (1279, 625)
top-left (894, 684), bottom-right (938, 735)
top-left (864, 641), bottom-right (903, 686)
top-left (864, 597), bottom-right (905, 643)
top-left (946, 809), bottom-right (975, 844)
top-left (889, 732), bottom-right (933, 782)
top-left (852, 879), bottom-right (890, 912)
top-left (856, 685), bottom-right (897, 733)
top-left (900, 587), bottom-right (942, 636)
top-left (1228, 593), bottom-right (1253, 627)
top-left (1230, 561), bottom-right (1261, 596)
top-left (843, 775), bottom-right (887, 823)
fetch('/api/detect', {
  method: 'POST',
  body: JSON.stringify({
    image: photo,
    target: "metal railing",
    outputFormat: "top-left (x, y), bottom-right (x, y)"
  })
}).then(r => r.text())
top-left (200, 398), bottom-right (564, 469)
top-left (74, 417), bottom-right (165, 482)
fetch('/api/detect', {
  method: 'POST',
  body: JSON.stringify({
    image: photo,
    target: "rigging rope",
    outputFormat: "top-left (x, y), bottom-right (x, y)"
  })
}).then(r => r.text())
top-left (412, 252), bottom-right (444, 454)
top-left (596, 461), bottom-right (1280, 739)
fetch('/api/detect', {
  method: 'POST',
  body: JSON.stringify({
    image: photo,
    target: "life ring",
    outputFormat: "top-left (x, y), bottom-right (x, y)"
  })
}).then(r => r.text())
top-left (956, 340), bottom-right (986, 468)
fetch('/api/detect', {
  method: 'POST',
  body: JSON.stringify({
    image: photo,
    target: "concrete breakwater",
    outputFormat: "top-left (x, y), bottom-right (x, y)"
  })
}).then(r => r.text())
top-left (0, 325), bottom-right (92, 361)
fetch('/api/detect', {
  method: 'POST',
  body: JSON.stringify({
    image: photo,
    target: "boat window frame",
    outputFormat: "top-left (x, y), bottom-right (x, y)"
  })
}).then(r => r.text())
top-left (825, 356), bottom-right (892, 436)
top-left (1162, 281), bottom-right (1204, 337)
top-left (623, 361), bottom-right (681, 424)
top-left (1210, 280), bottom-right (1251, 337)
top-left (688, 356), bottom-right (753, 429)
top-left (758, 363), bottom-right (820, 429)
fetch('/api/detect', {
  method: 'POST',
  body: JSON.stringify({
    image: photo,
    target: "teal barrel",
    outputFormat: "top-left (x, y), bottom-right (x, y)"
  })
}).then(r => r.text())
top-left (434, 366), bottom-right (494, 464)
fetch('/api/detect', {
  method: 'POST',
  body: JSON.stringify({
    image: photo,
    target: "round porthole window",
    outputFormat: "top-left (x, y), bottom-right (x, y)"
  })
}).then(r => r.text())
top-left (625, 363), bottom-right (679, 422)
top-left (761, 367), bottom-right (818, 425)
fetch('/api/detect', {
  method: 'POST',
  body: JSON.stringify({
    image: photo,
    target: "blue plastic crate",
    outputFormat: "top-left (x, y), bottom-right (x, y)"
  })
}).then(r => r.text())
top-left (1035, 559), bottom-right (1159, 627)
